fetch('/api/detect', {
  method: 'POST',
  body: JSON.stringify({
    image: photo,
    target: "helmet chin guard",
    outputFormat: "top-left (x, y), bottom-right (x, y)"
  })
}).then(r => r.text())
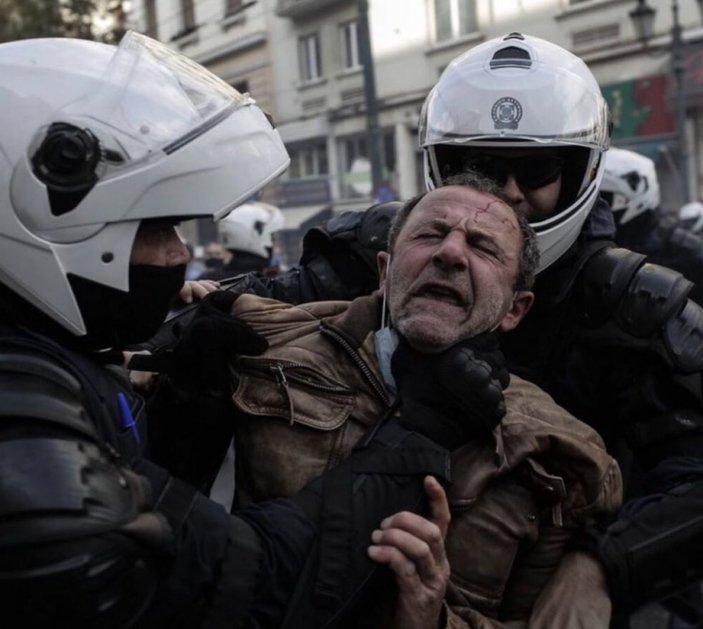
top-left (0, 32), bottom-right (289, 335)
top-left (419, 32), bottom-right (611, 272)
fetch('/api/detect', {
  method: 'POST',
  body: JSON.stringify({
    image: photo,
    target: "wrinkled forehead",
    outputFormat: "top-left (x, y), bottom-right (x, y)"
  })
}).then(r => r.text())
top-left (411, 185), bottom-right (519, 235)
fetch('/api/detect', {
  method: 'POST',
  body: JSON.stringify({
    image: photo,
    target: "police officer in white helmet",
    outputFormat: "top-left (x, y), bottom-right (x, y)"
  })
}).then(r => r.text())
top-left (199, 201), bottom-right (284, 281)
top-left (408, 33), bottom-right (703, 621)
top-left (0, 31), bottom-right (455, 628)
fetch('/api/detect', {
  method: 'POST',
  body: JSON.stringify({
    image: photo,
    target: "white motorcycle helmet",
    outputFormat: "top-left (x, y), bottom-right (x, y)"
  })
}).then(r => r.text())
top-left (218, 202), bottom-right (284, 259)
top-left (0, 31), bottom-right (289, 336)
top-left (679, 201), bottom-right (703, 234)
top-left (419, 32), bottom-right (611, 272)
top-left (601, 147), bottom-right (660, 226)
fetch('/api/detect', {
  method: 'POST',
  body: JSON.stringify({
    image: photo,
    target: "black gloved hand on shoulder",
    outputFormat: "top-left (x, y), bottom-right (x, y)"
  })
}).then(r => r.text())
top-left (390, 332), bottom-right (509, 450)
top-left (168, 290), bottom-right (267, 394)
top-left (138, 290), bottom-right (268, 397)
top-left (141, 291), bottom-right (267, 491)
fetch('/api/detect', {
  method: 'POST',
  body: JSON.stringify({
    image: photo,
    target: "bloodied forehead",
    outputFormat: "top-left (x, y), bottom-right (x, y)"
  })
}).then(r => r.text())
top-left (407, 185), bottom-right (520, 240)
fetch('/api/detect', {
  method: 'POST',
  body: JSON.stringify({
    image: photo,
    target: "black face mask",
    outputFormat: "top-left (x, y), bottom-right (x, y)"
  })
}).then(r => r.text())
top-left (204, 257), bottom-right (224, 269)
top-left (69, 264), bottom-right (187, 349)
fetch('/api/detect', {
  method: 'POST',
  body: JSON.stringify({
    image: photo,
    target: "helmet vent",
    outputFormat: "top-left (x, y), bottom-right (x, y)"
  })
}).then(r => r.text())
top-left (490, 46), bottom-right (531, 69)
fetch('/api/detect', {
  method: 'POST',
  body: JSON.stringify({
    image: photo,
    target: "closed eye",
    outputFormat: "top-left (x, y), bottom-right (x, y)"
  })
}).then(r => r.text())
top-left (469, 234), bottom-right (499, 256)
top-left (415, 230), bottom-right (443, 240)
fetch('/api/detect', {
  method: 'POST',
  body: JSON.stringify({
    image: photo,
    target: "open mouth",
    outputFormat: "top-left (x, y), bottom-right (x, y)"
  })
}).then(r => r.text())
top-left (415, 283), bottom-right (465, 306)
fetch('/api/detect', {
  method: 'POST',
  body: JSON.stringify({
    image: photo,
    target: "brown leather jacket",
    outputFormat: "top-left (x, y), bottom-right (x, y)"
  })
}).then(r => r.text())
top-left (228, 293), bottom-right (622, 627)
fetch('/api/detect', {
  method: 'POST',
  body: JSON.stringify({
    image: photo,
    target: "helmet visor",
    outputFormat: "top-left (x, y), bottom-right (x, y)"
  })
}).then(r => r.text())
top-left (60, 31), bottom-right (254, 163)
top-left (419, 59), bottom-right (610, 151)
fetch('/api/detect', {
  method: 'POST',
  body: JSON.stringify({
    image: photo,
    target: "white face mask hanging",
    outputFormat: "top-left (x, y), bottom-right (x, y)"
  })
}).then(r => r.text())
top-left (374, 255), bottom-right (399, 394)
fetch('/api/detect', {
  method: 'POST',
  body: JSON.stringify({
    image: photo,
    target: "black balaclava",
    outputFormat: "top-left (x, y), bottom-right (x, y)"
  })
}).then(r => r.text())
top-left (69, 264), bottom-right (187, 350)
top-left (0, 264), bottom-right (186, 354)
top-left (204, 257), bottom-right (224, 269)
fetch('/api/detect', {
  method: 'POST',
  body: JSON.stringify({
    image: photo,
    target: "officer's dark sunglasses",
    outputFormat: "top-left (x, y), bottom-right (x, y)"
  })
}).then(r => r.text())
top-left (462, 154), bottom-right (564, 190)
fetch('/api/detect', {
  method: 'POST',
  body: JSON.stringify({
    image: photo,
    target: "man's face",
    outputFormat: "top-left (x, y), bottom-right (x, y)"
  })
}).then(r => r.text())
top-left (205, 243), bottom-right (227, 260)
top-left (130, 223), bottom-right (190, 266)
top-left (456, 148), bottom-right (563, 221)
top-left (378, 185), bottom-right (533, 352)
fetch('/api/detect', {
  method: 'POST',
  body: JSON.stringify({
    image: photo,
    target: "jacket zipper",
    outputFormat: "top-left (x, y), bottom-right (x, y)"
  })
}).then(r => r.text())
top-left (267, 362), bottom-right (351, 394)
top-left (240, 358), bottom-right (353, 425)
top-left (271, 364), bottom-right (295, 425)
top-left (319, 324), bottom-right (391, 407)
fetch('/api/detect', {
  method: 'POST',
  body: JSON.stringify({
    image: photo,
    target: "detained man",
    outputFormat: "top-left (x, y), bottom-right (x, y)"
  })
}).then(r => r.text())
top-left (213, 174), bottom-right (622, 627)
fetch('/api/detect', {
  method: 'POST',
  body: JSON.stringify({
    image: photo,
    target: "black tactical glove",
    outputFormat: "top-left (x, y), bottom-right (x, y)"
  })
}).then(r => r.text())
top-left (140, 291), bottom-right (268, 491)
top-left (130, 290), bottom-right (268, 396)
top-left (571, 469), bottom-right (703, 615)
top-left (165, 290), bottom-right (268, 394)
top-left (391, 331), bottom-right (509, 450)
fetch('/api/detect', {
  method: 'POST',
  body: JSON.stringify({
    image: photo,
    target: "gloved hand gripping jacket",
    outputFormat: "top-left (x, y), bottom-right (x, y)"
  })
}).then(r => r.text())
top-left (392, 332), bottom-right (510, 449)
top-left (138, 291), bottom-right (268, 492)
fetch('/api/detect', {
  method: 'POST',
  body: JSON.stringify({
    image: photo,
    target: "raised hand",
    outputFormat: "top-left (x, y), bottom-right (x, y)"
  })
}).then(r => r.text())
top-left (367, 476), bottom-right (451, 629)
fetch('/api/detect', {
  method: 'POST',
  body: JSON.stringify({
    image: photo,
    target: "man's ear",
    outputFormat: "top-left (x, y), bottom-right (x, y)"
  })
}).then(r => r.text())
top-left (377, 251), bottom-right (390, 291)
top-left (497, 290), bottom-right (534, 332)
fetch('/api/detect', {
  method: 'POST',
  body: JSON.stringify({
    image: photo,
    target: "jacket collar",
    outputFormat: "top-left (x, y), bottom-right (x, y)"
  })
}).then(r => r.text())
top-left (322, 292), bottom-right (384, 348)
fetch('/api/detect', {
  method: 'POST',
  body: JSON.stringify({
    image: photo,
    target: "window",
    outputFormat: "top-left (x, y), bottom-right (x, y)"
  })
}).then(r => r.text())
top-left (434, 0), bottom-right (477, 43)
top-left (180, 0), bottom-right (196, 32)
top-left (288, 142), bottom-right (329, 179)
top-left (338, 131), bottom-right (396, 199)
top-left (299, 34), bottom-right (321, 82)
top-left (341, 20), bottom-right (360, 70)
top-left (145, 0), bottom-right (157, 38)
top-left (225, 0), bottom-right (243, 15)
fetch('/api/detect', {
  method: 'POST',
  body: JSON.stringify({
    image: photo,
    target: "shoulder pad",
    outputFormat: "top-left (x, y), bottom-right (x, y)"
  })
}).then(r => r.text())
top-left (319, 201), bottom-right (400, 243)
top-left (356, 201), bottom-right (402, 250)
top-left (581, 247), bottom-right (646, 326)
top-left (614, 263), bottom-right (692, 337)
top-left (301, 202), bottom-right (400, 269)
top-left (0, 349), bottom-right (97, 440)
top-left (581, 247), bottom-right (692, 336)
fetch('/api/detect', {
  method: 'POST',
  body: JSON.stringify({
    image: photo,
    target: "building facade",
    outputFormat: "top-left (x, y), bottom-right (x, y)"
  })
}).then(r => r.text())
top-left (129, 0), bottom-right (703, 262)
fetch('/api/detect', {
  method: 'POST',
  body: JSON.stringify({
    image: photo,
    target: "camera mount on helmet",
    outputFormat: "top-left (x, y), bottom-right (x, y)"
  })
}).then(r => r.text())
top-left (31, 122), bottom-right (101, 216)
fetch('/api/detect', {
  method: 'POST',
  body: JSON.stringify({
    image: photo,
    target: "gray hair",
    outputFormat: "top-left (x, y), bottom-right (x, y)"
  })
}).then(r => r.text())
top-left (387, 171), bottom-right (540, 291)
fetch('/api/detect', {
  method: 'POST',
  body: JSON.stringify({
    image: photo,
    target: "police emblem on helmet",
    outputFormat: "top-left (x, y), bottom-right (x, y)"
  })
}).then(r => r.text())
top-left (491, 97), bottom-right (523, 130)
